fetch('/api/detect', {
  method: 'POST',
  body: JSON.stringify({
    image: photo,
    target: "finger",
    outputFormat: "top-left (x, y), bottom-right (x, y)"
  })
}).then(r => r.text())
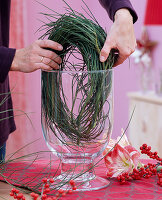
top-left (113, 53), bottom-right (127, 67)
top-left (113, 57), bottom-right (125, 67)
top-left (40, 49), bottom-right (62, 64)
top-left (40, 56), bottom-right (60, 69)
top-left (39, 56), bottom-right (60, 69)
top-left (113, 47), bottom-right (134, 67)
top-left (36, 39), bottom-right (63, 51)
top-left (48, 60), bottom-right (60, 69)
top-left (100, 40), bottom-right (112, 62)
top-left (35, 62), bottom-right (57, 71)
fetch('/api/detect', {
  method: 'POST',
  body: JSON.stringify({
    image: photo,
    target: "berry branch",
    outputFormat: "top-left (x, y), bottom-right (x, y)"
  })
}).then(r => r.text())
top-left (117, 143), bottom-right (162, 186)
top-left (10, 178), bottom-right (77, 200)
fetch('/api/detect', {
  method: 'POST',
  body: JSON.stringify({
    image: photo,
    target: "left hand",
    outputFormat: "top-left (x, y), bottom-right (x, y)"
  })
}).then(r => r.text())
top-left (100, 8), bottom-right (137, 67)
top-left (11, 40), bottom-right (63, 72)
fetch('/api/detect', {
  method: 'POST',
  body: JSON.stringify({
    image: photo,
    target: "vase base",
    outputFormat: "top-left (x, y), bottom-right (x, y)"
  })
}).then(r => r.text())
top-left (49, 175), bottom-right (110, 191)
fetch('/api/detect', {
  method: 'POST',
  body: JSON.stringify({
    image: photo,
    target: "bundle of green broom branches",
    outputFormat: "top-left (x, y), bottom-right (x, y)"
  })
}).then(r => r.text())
top-left (41, 0), bottom-right (118, 145)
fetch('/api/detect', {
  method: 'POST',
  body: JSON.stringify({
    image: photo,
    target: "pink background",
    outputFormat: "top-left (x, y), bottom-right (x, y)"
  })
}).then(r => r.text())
top-left (7, 0), bottom-right (162, 155)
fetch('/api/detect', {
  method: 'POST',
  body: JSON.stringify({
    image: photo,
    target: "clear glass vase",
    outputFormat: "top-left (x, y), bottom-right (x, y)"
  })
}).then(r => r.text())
top-left (41, 69), bottom-right (113, 191)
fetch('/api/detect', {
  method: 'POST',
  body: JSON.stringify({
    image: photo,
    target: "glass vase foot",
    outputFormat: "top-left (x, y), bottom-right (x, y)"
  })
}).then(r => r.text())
top-left (47, 155), bottom-right (110, 192)
top-left (50, 175), bottom-right (110, 191)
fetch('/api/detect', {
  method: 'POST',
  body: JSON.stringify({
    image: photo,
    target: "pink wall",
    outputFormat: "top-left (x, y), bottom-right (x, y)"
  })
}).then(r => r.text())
top-left (23, 0), bottom-right (150, 152)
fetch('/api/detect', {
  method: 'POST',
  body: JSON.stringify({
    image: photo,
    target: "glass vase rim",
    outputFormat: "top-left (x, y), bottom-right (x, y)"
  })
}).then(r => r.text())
top-left (41, 69), bottom-right (113, 74)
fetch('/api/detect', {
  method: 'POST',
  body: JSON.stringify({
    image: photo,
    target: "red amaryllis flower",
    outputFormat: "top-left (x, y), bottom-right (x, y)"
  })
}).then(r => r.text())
top-left (103, 129), bottom-right (141, 178)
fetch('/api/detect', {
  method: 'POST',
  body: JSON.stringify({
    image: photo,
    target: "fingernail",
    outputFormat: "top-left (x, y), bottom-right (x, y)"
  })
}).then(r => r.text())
top-left (58, 45), bottom-right (63, 50)
top-left (100, 56), bottom-right (106, 62)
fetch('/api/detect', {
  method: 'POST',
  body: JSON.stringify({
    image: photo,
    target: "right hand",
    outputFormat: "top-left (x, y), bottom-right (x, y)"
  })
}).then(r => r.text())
top-left (11, 40), bottom-right (63, 72)
top-left (100, 9), bottom-right (136, 67)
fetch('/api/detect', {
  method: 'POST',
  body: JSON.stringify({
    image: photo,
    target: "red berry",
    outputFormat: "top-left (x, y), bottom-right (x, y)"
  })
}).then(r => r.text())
top-left (42, 178), bottom-right (48, 183)
top-left (140, 167), bottom-right (144, 171)
top-left (72, 186), bottom-right (77, 190)
top-left (62, 192), bottom-right (66, 197)
top-left (68, 189), bottom-right (73, 194)
top-left (120, 175), bottom-right (125, 180)
top-left (147, 146), bottom-right (151, 151)
top-left (43, 188), bottom-right (50, 194)
top-left (55, 193), bottom-right (60, 197)
top-left (11, 188), bottom-right (16, 192)
top-left (17, 193), bottom-right (24, 198)
top-left (42, 194), bottom-right (47, 200)
top-left (69, 179), bottom-right (75, 186)
top-left (58, 189), bottom-right (64, 194)
top-left (45, 183), bottom-right (50, 188)
top-left (30, 192), bottom-right (38, 197)
top-left (49, 178), bottom-right (54, 183)
top-left (10, 192), bottom-right (14, 196)
top-left (13, 189), bottom-right (19, 194)
top-left (142, 144), bottom-right (147, 148)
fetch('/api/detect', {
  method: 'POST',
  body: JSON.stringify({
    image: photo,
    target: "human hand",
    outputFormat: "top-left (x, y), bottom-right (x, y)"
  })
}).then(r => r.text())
top-left (11, 40), bottom-right (63, 72)
top-left (100, 9), bottom-right (136, 67)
